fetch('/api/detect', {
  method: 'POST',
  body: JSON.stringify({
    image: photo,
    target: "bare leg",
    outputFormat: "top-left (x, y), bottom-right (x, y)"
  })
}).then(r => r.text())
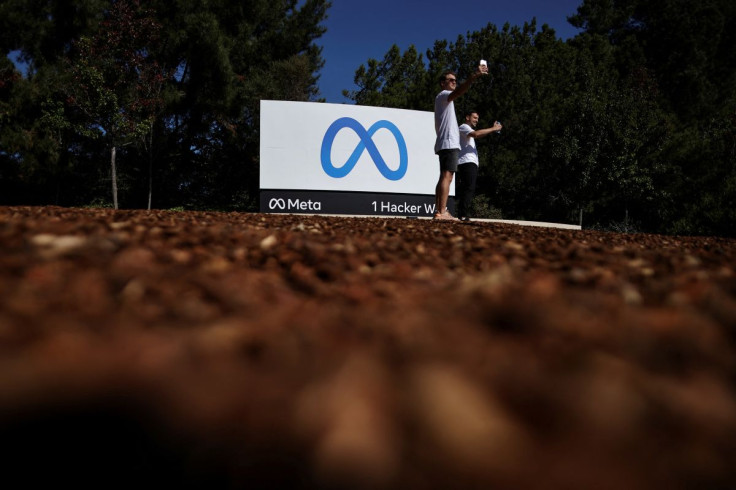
top-left (435, 170), bottom-right (454, 216)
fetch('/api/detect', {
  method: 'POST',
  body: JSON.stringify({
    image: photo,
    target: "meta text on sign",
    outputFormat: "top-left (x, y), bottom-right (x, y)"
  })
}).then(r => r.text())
top-left (269, 198), bottom-right (323, 211)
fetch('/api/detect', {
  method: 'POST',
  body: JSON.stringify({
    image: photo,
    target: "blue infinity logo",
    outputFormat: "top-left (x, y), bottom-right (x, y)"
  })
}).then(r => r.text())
top-left (321, 117), bottom-right (408, 181)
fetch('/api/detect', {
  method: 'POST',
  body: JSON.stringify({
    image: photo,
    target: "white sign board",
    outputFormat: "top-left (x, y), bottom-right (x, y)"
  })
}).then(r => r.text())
top-left (260, 100), bottom-right (453, 216)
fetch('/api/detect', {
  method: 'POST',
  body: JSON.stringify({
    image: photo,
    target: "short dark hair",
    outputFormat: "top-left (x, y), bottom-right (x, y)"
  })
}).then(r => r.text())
top-left (464, 110), bottom-right (479, 119)
top-left (439, 71), bottom-right (456, 84)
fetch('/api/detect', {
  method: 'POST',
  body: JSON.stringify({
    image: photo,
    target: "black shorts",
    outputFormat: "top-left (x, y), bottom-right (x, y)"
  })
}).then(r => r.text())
top-left (438, 149), bottom-right (459, 173)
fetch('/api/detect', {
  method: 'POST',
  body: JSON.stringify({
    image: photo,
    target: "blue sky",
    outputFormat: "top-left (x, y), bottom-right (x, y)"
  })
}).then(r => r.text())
top-left (316, 0), bottom-right (584, 103)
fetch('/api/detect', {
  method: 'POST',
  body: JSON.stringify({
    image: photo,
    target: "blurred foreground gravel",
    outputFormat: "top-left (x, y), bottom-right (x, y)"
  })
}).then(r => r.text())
top-left (1, 206), bottom-right (735, 489)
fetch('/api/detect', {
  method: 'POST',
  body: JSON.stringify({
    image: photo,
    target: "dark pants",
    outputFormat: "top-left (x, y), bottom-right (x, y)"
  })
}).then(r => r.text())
top-left (456, 162), bottom-right (478, 218)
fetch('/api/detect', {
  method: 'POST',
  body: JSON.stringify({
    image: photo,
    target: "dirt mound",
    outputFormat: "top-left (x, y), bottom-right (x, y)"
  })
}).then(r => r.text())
top-left (1, 206), bottom-right (735, 489)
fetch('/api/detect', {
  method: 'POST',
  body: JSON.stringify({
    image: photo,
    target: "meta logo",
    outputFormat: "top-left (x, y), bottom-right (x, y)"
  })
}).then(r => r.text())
top-left (321, 117), bottom-right (408, 181)
top-left (269, 198), bottom-right (287, 210)
top-left (269, 198), bottom-right (322, 211)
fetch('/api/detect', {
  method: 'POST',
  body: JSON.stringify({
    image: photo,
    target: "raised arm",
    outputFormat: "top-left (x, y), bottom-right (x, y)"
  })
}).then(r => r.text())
top-left (447, 64), bottom-right (488, 103)
top-left (469, 121), bottom-right (503, 139)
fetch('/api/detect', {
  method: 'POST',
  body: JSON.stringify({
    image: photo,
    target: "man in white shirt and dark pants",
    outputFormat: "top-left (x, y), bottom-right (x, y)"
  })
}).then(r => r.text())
top-left (456, 111), bottom-right (502, 221)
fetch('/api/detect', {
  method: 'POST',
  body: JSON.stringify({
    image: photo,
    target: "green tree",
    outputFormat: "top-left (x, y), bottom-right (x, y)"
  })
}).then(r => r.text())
top-left (548, 58), bottom-right (671, 230)
top-left (1, 0), bottom-right (108, 205)
top-left (570, 0), bottom-right (736, 235)
top-left (569, 0), bottom-right (736, 122)
top-left (2, 0), bottom-right (330, 210)
top-left (0, 0), bottom-right (109, 71)
top-left (143, 0), bottom-right (330, 210)
top-left (346, 44), bottom-right (431, 110)
top-left (57, 0), bottom-right (169, 209)
top-left (0, 56), bottom-right (23, 203)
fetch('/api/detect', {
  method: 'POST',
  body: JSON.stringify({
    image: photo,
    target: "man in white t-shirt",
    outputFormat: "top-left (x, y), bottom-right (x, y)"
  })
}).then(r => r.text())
top-left (433, 66), bottom-right (487, 220)
top-left (456, 111), bottom-right (503, 221)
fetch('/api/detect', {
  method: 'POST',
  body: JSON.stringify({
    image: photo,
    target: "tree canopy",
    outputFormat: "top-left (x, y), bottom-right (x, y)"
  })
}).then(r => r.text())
top-left (345, 0), bottom-right (735, 235)
top-left (1, 0), bottom-right (330, 210)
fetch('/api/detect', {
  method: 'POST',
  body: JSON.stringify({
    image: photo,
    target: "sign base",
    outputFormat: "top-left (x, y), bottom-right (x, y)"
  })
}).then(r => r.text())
top-left (261, 190), bottom-right (455, 218)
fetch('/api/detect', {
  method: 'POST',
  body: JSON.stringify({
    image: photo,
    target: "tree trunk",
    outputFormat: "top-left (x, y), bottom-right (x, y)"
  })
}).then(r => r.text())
top-left (147, 132), bottom-right (153, 211)
top-left (111, 145), bottom-right (118, 210)
top-left (147, 156), bottom-right (152, 211)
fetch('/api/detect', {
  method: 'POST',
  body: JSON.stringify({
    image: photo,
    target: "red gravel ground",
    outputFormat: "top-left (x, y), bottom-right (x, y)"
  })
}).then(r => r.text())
top-left (1, 205), bottom-right (735, 489)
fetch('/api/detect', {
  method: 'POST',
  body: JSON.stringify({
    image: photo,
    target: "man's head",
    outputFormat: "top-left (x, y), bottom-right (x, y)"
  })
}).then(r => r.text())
top-left (439, 71), bottom-right (458, 91)
top-left (464, 111), bottom-right (480, 128)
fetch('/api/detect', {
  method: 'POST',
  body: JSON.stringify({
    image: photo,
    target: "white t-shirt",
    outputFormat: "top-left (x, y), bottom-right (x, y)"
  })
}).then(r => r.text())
top-left (434, 90), bottom-right (460, 153)
top-left (458, 123), bottom-right (479, 166)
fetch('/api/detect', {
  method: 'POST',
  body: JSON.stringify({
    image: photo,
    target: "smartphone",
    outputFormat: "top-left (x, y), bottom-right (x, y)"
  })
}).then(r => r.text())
top-left (480, 59), bottom-right (487, 67)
